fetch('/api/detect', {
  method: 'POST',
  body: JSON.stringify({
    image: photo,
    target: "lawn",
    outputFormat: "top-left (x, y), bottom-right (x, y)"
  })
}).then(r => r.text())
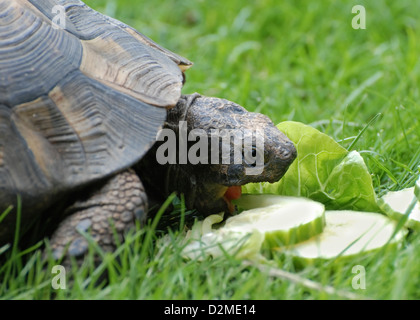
top-left (1, 0), bottom-right (420, 300)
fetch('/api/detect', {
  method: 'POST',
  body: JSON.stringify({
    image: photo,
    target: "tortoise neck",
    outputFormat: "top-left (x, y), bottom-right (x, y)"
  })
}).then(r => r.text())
top-left (167, 93), bottom-right (202, 125)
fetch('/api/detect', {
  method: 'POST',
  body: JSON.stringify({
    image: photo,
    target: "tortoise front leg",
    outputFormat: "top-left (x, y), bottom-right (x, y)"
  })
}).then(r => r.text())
top-left (49, 169), bottom-right (147, 265)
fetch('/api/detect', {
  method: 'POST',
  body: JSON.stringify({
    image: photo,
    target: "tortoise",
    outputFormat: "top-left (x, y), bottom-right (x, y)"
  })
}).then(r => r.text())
top-left (0, 0), bottom-right (296, 260)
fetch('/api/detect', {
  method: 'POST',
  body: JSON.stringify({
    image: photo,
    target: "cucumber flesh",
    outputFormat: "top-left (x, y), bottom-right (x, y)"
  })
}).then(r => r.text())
top-left (228, 194), bottom-right (326, 246)
top-left (379, 187), bottom-right (420, 231)
top-left (281, 210), bottom-right (406, 264)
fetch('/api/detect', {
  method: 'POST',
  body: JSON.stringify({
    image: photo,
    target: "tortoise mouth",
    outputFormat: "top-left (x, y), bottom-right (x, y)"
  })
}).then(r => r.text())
top-left (222, 186), bottom-right (242, 213)
top-left (190, 183), bottom-right (243, 216)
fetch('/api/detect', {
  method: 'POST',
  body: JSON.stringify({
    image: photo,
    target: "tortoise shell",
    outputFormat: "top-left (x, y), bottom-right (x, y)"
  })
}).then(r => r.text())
top-left (0, 0), bottom-right (192, 242)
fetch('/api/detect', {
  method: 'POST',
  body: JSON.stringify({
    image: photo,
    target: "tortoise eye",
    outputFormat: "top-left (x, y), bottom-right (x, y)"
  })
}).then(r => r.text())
top-left (251, 147), bottom-right (257, 157)
top-left (243, 146), bottom-right (261, 167)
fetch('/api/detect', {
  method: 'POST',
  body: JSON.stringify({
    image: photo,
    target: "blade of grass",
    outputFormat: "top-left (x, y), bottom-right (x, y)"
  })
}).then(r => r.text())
top-left (139, 192), bottom-right (177, 262)
top-left (243, 260), bottom-right (370, 300)
top-left (348, 113), bottom-right (382, 151)
top-left (0, 205), bottom-right (13, 224)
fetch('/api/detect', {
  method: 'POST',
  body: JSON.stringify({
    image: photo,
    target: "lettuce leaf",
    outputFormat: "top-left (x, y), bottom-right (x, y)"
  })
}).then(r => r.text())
top-left (243, 121), bottom-right (381, 212)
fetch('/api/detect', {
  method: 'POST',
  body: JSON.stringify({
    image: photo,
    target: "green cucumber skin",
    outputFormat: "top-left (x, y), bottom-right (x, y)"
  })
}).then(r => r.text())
top-left (263, 213), bottom-right (326, 249)
top-left (385, 208), bottom-right (420, 231)
top-left (378, 194), bottom-right (420, 231)
top-left (415, 178), bottom-right (420, 202)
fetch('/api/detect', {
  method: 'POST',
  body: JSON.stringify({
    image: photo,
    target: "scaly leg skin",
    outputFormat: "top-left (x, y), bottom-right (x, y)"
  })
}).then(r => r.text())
top-left (49, 169), bottom-right (147, 267)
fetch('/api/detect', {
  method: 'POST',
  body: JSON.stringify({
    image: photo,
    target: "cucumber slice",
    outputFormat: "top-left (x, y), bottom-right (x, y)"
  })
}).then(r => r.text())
top-left (182, 195), bottom-right (325, 260)
top-left (182, 214), bottom-right (265, 260)
top-left (281, 210), bottom-right (406, 265)
top-left (415, 176), bottom-right (420, 202)
top-left (229, 194), bottom-right (326, 247)
top-left (379, 187), bottom-right (420, 231)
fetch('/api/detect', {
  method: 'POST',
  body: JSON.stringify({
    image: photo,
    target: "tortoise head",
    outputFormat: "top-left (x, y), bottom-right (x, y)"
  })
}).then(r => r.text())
top-left (139, 94), bottom-right (296, 216)
top-left (149, 93), bottom-right (297, 215)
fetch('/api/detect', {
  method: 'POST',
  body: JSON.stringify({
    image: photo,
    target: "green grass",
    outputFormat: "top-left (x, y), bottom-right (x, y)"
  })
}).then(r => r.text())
top-left (1, 0), bottom-right (420, 299)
